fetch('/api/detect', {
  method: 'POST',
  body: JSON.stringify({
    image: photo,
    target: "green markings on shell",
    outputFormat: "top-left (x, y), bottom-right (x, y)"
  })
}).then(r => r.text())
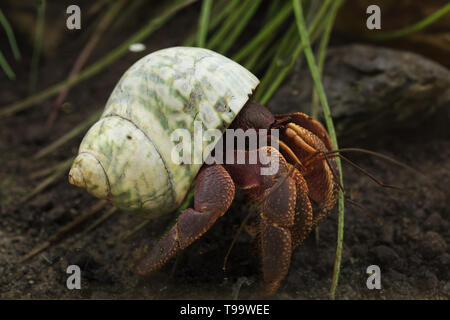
top-left (69, 47), bottom-right (259, 215)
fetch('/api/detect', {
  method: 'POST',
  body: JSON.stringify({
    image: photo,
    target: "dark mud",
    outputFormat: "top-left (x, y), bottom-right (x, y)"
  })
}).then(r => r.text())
top-left (1, 122), bottom-right (449, 299)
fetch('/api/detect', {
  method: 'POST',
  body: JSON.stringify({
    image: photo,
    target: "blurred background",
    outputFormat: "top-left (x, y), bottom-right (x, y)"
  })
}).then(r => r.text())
top-left (0, 0), bottom-right (449, 299)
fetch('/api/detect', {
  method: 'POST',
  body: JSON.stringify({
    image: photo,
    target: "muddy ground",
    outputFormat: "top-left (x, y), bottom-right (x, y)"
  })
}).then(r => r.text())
top-left (0, 3), bottom-right (449, 300)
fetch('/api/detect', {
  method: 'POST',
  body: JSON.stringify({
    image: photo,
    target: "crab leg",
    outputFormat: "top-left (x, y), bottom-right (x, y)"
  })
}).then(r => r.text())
top-left (274, 112), bottom-right (334, 151)
top-left (290, 166), bottom-right (314, 249)
top-left (224, 147), bottom-right (299, 295)
top-left (277, 119), bottom-right (337, 215)
top-left (257, 169), bottom-right (296, 296)
top-left (136, 164), bottom-right (235, 276)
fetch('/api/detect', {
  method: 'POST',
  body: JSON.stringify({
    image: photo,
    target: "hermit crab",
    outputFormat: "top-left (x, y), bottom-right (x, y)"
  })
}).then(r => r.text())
top-left (69, 47), bottom-right (338, 295)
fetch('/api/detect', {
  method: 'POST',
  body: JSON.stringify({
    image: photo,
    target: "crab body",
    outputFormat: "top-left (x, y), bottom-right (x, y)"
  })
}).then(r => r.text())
top-left (69, 47), bottom-right (337, 296)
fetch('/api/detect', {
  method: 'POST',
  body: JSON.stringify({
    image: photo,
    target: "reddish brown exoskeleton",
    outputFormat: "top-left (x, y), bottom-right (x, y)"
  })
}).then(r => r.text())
top-left (136, 101), bottom-right (338, 296)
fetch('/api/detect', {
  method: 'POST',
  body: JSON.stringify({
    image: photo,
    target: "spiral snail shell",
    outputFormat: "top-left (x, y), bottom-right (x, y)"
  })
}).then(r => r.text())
top-left (69, 47), bottom-right (259, 215)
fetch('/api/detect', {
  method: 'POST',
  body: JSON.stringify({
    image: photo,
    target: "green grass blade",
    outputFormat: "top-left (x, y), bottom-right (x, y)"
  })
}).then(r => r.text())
top-left (206, 0), bottom-right (255, 51)
top-left (0, 8), bottom-right (21, 61)
top-left (256, 0), bottom-right (333, 104)
top-left (370, 2), bottom-right (450, 40)
top-left (34, 110), bottom-right (102, 159)
top-left (0, 50), bottom-right (16, 80)
top-left (196, 0), bottom-right (212, 47)
top-left (232, 1), bottom-right (292, 62)
top-left (217, 0), bottom-right (262, 54)
top-left (0, 0), bottom-right (197, 117)
top-left (311, 1), bottom-right (341, 119)
top-left (292, 0), bottom-right (345, 300)
top-left (183, 0), bottom-right (240, 46)
top-left (242, 41), bottom-right (269, 70)
top-left (29, 0), bottom-right (46, 94)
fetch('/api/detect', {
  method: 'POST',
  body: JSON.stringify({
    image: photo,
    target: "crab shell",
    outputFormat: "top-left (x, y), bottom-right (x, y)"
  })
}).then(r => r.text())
top-left (69, 47), bottom-right (259, 215)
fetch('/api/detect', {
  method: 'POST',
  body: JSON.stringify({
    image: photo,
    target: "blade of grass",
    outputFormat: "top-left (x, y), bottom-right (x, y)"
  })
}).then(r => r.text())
top-left (232, 1), bottom-right (292, 63)
top-left (245, 36), bottom-right (280, 73)
top-left (80, 206), bottom-right (117, 236)
top-left (35, 110), bottom-right (102, 159)
top-left (263, 0), bottom-right (281, 22)
top-left (206, 0), bottom-right (253, 50)
top-left (111, 0), bottom-right (146, 31)
top-left (0, 50), bottom-right (16, 80)
top-left (242, 40), bottom-right (269, 71)
top-left (216, 0), bottom-right (262, 54)
top-left (46, 0), bottom-right (127, 128)
top-left (30, 156), bottom-right (75, 180)
top-left (183, 0), bottom-right (240, 46)
top-left (87, 0), bottom-right (113, 16)
top-left (253, 24), bottom-right (298, 102)
top-left (20, 156), bottom-right (74, 203)
top-left (196, 0), bottom-right (213, 47)
top-left (311, 0), bottom-right (341, 119)
top-left (0, 8), bottom-right (22, 60)
top-left (256, 0), bottom-right (333, 104)
top-left (17, 200), bottom-right (109, 263)
top-left (0, 0), bottom-right (198, 118)
top-left (29, 0), bottom-right (46, 94)
top-left (292, 0), bottom-right (345, 300)
top-left (258, 0), bottom-right (333, 101)
top-left (369, 2), bottom-right (450, 40)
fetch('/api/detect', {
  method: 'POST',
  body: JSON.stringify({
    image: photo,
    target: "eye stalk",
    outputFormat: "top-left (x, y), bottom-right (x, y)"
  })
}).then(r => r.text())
top-left (271, 116), bottom-right (291, 130)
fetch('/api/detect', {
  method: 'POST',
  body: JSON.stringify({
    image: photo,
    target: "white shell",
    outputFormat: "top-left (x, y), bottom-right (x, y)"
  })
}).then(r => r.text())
top-left (69, 47), bottom-right (259, 215)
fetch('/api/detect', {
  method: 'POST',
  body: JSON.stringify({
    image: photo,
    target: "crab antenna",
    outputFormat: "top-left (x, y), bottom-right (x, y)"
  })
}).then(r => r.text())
top-left (333, 153), bottom-right (415, 197)
top-left (324, 148), bottom-right (428, 182)
top-left (326, 147), bottom-right (445, 201)
top-left (304, 148), bottom-right (414, 197)
top-left (223, 206), bottom-right (255, 272)
top-left (345, 197), bottom-right (383, 225)
top-left (322, 154), bottom-right (381, 224)
top-left (323, 154), bottom-right (345, 193)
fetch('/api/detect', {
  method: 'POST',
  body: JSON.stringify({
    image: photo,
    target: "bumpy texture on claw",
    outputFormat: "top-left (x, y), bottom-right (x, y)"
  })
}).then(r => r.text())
top-left (136, 164), bottom-right (235, 275)
top-left (137, 109), bottom-right (338, 296)
top-left (225, 147), bottom-right (312, 296)
top-left (276, 113), bottom-right (338, 218)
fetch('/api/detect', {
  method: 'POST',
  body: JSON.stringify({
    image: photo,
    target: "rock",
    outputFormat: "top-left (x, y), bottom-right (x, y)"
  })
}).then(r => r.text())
top-left (380, 221), bottom-right (394, 244)
top-left (45, 205), bottom-right (68, 223)
top-left (372, 245), bottom-right (399, 266)
top-left (436, 253), bottom-right (450, 280)
top-left (444, 282), bottom-right (450, 293)
top-left (413, 208), bottom-right (426, 219)
top-left (269, 44), bottom-right (450, 144)
top-left (334, 0), bottom-right (450, 68)
top-left (353, 244), bottom-right (368, 257)
top-left (26, 228), bottom-right (38, 237)
top-left (29, 194), bottom-right (53, 211)
top-left (420, 270), bottom-right (439, 290)
top-left (405, 224), bottom-right (422, 241)
top-left (424, 212), bottom-right (443, 231)
top-left (421, 231), bottom-right (447, 259)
